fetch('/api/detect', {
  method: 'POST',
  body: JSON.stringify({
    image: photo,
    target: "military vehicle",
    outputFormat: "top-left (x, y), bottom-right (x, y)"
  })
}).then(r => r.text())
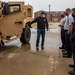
top-left (0, 1), bottom-right (33, 46)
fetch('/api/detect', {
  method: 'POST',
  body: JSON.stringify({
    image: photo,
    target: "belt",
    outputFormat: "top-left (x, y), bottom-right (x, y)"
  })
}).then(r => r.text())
top-left (64, 30), bottom-right (68, 32)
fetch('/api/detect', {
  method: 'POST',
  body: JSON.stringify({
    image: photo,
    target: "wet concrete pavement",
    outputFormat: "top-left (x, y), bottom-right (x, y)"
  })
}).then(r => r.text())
top-left (0, 23), bottom-right (73, 75)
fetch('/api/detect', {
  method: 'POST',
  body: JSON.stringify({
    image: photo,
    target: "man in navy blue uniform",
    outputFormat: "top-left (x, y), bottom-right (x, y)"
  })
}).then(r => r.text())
top-left (63, 8), bottom-right (74, 58)
top-left (30, 11), bottom-right (48, 50)
top-left (69, 8), bottom-right (75, 74)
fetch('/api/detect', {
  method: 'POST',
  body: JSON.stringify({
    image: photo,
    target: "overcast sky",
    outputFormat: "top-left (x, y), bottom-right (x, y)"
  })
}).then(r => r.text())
top-left (2, 0), bottom-right (75, 12)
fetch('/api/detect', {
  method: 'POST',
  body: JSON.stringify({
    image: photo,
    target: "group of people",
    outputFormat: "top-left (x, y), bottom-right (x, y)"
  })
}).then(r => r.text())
top-left (27, 8), bottom-right (75, 74)
top-left (59, 8), bottom-right (75, 74)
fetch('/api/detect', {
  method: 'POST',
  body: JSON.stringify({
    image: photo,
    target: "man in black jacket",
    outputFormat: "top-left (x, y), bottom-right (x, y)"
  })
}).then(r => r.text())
top-left (69, 8), bottom-right (75, 74)
top-left (30, 11), bottom-right (48, 50)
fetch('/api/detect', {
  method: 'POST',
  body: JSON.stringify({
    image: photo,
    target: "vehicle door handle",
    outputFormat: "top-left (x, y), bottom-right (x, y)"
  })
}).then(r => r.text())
top-left (15, 21), bottom-right (23, 24)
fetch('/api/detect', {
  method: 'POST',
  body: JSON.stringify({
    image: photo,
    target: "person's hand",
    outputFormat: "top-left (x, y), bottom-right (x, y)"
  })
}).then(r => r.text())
top-left (58, 24), bottom-right (64, 27)
top-left (67, 31), bottom-right (70, 35)
top-left (26, 21), bottom-right (31, 25)
top-left (26, 21), bottom-right (32, 28)
top-left (58, 24), bottom-right (61, 26)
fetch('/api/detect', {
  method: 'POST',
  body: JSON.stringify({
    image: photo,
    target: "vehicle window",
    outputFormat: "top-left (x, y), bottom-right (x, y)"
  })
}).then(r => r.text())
top-left (27, 8), bottom-right (32, 17)
top-left (9, 4), bottom-right (21, 13)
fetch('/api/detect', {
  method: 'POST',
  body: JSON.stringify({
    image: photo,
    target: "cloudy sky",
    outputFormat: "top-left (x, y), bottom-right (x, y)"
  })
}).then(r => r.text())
top-left (2, 0), bottom-right (75, 12)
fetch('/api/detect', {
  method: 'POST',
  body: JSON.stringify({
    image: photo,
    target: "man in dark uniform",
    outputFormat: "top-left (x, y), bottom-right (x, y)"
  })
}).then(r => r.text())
top-left (30, 11), bottom-right (48, 50)
top-left (69, 8), bottom-right (75, 74)
top-left (63, 8), bottom-right (74, 58)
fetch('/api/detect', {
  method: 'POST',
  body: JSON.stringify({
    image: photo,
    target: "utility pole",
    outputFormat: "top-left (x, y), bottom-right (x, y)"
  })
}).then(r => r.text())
top-left (49, 4), bottom-right (51, 22)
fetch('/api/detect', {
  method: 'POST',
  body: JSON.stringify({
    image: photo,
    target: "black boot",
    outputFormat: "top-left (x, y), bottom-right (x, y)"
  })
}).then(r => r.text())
top-left (69, 64), bottom-right (74, 68)
top-left (41, 46), bottom-right (44, 50)
top-left (63, 54), bottom-right (72, 58)
top-left (59, 46), bottom-right (65, 49)
top-left (36, 47), bottom-right (39, 50)
top-left (68, 70), bottom-right (75, 74)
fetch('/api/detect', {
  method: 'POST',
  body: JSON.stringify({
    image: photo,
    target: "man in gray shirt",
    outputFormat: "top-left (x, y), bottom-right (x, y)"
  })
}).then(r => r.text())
top-left (63, 8), bottom-right (74, 58)
top-left (59, 12), bottom-right (66, 49)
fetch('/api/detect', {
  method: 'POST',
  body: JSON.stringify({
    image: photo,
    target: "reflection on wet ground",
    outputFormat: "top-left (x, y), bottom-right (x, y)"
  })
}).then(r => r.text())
top-left (0, 28), bottom-right (72, 75)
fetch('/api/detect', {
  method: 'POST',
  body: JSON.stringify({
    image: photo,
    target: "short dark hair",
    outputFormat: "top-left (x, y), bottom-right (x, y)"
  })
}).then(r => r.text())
top-left (66, 8), bottom-right (71, 12)
top-left (72, 8), bottom-right (75, 13)
top-left (41, 11), bottom-right (45, 14)
top-left (61, 15), bottom-right (65, 18)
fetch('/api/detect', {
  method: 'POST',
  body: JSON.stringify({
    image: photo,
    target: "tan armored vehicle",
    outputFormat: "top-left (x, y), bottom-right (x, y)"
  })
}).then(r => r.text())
top-left (0, 1), bottom-right (33, 46)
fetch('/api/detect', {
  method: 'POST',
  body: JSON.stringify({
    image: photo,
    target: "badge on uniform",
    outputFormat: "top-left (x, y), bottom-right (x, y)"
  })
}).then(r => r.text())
top-left (44, 19), bottom-right (46, 21)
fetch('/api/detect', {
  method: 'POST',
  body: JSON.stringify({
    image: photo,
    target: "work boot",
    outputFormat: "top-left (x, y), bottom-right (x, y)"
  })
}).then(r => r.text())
top-left (63, 54), bottom-right (72, 58)
top-left (69, 64), bottom-right (74, 68)
top-left (62, 50), bottom-right (66, 52)
top-left (41, 46), bottom-right (44, 50)
top-left (63, 53), bottom-right (67, 55)
top-left (68, 70), bottom-right (75, 74)
top-left (59, 47), bottom-right (65, 49)
top-left (36, 47), bottom-right (39, 50)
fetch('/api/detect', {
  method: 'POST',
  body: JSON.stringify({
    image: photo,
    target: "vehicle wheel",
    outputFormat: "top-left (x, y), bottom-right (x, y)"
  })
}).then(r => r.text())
top-left (20, 26), bottom-right (31, 44)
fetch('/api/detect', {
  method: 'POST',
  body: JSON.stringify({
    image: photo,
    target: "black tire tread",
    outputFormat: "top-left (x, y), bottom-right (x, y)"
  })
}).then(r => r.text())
top-left (20, 26), bottom-right (31, 44)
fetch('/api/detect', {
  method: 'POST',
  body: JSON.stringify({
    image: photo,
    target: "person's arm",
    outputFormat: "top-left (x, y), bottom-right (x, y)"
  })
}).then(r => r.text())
top-left (67, 25), bottom-right (73, 34)
top-left (30, 17), bottom-right (38, 24)
top-left (46, 19), bottom-right (49, 31)
top-left (59, 18), bottom-right (66, 27)
top-left (67, 16), bottom-right (74, 34)
top-left (26, 18), bottom-right (38, 28)
top-left (59, 24), bottom-right (64, 27)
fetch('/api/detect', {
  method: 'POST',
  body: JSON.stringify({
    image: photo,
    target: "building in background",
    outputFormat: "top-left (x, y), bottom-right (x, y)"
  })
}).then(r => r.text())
top-left (34, 10), bottom-right (62, 22)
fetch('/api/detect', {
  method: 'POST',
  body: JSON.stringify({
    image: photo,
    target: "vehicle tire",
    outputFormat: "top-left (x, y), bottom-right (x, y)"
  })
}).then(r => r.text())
top-left (20, 26), bottom-right (31, 44)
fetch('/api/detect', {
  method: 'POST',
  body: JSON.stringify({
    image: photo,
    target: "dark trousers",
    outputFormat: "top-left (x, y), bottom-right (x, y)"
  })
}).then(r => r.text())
top-left (36, 29), bottom-right (45, 47)
top-left (61, 28), bottom-right (66, 48)
top-left (72, 43), bottom-right (75, 71)
top-left (65, 31), bottom-right (72, 56)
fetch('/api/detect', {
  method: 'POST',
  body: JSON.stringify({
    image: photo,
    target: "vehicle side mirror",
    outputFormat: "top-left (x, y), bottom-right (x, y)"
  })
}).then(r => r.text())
top-left (2, 3), bottom-right (10, 15)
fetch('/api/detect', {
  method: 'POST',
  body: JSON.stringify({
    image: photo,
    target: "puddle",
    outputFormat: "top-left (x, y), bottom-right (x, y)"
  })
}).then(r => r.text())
top-left (7, 53), bottom-right (19, 59)
top-left (50, 28), bottom-right (60, 33)
top-left (31, 28), bottom-right (60, 33)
